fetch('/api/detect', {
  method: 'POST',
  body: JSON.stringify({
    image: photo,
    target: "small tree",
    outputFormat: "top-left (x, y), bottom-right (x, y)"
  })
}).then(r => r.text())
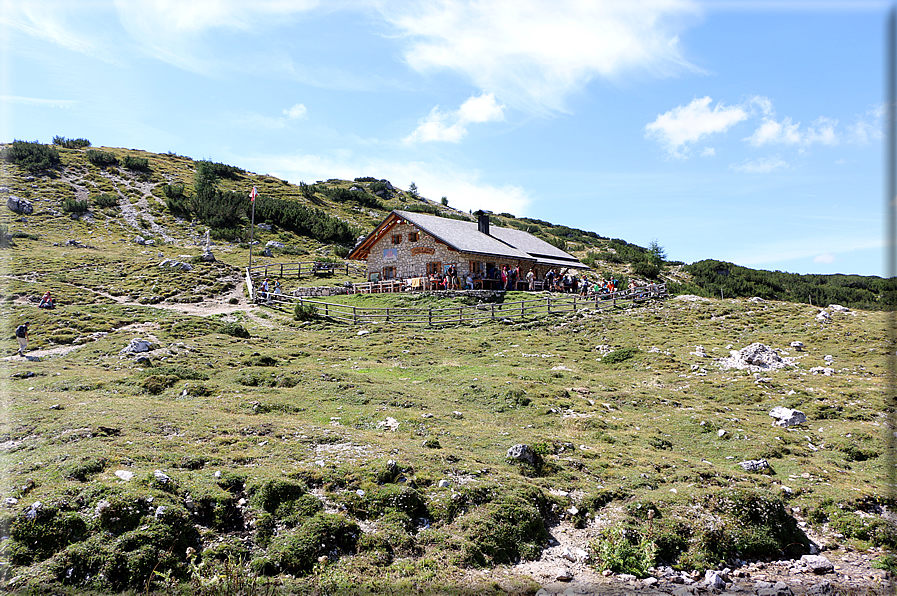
top-left (647, 239), bottom-right (666, 265)
top-left (408, 182), bottom-right (419, 199)
top-left (441, 196), bottom-right (448, 206)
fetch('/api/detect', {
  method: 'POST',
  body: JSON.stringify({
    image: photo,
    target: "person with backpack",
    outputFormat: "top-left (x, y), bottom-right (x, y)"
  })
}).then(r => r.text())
top-left (15, 322), bottom-right (28, 355)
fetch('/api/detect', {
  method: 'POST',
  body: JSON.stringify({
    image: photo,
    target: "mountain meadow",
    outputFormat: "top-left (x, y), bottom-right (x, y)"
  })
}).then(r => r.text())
top-left (0, 139), bottom-right (894, 595)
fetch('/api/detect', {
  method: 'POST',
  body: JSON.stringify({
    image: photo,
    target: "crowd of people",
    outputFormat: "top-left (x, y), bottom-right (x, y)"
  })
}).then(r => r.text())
top-left (420, 265), bottom-right (660, 297)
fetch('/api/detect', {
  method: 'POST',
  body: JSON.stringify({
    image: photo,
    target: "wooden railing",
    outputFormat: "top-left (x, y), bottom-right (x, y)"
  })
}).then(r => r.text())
top-left (260, 284), bottom-right (667, 325)
top-left (246, 260), bottom-right (356, 281)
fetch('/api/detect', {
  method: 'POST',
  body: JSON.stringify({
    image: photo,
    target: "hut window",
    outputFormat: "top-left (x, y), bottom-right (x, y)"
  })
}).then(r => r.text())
top-left (391, 234), bottom-right (402, 245)
top-left (408, 232), bottom-right (419, 242)
top-left (382, 266), bottom-right (396, 279)
top-left (426, 262), bottom-right (441, 276)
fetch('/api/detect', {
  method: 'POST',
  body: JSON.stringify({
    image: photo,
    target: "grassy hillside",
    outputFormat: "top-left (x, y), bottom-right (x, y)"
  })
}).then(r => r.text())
top-left (0, 140), bottom-right (893, 594)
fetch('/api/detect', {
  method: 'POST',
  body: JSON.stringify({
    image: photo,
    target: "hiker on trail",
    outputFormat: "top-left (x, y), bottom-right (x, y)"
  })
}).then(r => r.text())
top-left (273, 280), bottom-right (282, 297)
top-left (545, 269), bottom-right (555, 292)
top-left (260, 278), bottom-right (269, 302)
top-left (526, 269), bottom-right (535, 291)
top-left (15, 322), bottom-right (28, 355)
top-left (39, 292), bottom-right (54, 309)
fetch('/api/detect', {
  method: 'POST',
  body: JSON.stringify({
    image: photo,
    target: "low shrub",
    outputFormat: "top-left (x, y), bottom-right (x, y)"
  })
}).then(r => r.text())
top-left (86, 149), bottom-right (118, 167)
top-left (62, 197), bottom-right (89, 214)
top-left (92, 192), bottom-right (118, 208)
top-left (140, 374), bottom-right (179, 395)
top-left (294, 303), bottom-right (318, 321)
top-left (1, 140), bottom-right (60, 172)
top-left (602, 347), bottom-right (639, 364)
top-left (218, 322), bottom-right (249, 338)
top-left (52, 136), bottom-right (91, 149)
top-left (122, 155), bottom-right (150, 172)
top-left (590, 526), bottom-right (656, 578)
top-left (62, 457), bottom-right (107, 481)
top-left (254, 513), bottom-right (360, 576)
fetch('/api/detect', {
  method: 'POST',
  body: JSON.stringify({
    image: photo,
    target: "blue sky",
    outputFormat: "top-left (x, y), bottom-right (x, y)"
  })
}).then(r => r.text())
top-left (0, 0), bottom-right (889, 276)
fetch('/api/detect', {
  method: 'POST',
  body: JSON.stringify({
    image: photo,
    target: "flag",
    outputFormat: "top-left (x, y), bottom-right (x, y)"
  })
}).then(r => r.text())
top-left (250, 187), bottom-right (258, 202)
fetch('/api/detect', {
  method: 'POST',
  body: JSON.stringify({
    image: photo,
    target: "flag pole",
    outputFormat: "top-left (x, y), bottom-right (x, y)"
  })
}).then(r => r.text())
top-left (248, 186), bottom-right (257, 273)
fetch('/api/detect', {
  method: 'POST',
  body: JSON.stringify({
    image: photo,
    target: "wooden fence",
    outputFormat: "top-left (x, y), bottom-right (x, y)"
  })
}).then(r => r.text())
top-left (258, 284), bottom-right (667, 326)
top-left (247, 260), bottom-right (357, 282)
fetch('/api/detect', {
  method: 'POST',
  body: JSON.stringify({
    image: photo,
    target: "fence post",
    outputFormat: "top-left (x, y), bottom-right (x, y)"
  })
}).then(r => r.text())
top-left (345, 262), bottom-right (349, 276)
top-left (353, 306), bottom-right (357, 324)
top-left (297, 263), bottom-right (301, 279)
top-left (521, 300), bottom-right (524, 318)
top-left (386, 308), bottom-right (390, 322)
top-left (280, 264), bottom-right (283, 277)
top-left (325, 303), bottom-right (329, 317)
top-left (491, 303), bottom-right (495, 319)
top-left (429, 308), bottom-right (432, 326)
top-left (573, 295), bottom-right (577, 311)
top-left (547, 296), bottom-right (551, 314)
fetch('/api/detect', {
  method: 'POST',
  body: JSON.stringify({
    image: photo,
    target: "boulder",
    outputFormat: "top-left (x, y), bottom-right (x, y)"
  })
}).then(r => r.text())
top-left (507, 443), bottom-right (537, 464)
top-left (800, 554), bottom-right (834, 575)
top-left (790, 341), bottom-right (804, 351)
top-left (704, 570), bottom-right (727, 591)
top-left (7, 196), bottom-right (32, 215)
top-left (739, 459), bottom-right (770, 472)
top-left (828, 304), bottom-right (850, 312)
top-left (770, 407), bottom-right (807, 427)
top-left (134, 236), bottom-right (146, 245)
top-left (158, 259), bottom-right (192, 272)
top-left (719, 343), bottom-right (795, 372)
top-left (815, 310), bottom-right (831, 322)
top-left (256, 223), bottom-right (272, 231)
top-left (119, 338), bottom-right (155, 354)
top-left (200, 250), bottom-right (215, 262)
top-left (265, 241), bottom-right (285, 249)
top-left (263, 247), bottom-right (273, 257)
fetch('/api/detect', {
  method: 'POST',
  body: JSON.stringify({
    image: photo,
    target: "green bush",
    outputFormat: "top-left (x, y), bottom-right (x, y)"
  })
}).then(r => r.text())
top-left (86, 149), bottom-right (119, 167)
top-left (632, 261), bottom-right (660, 279)
top-left (255, 513), bottom-right (359, 576)
top-left (121, 155), bottom-right (150, 172)
top-left (602, 347), bottom-right (639, 364)
top-left (590, 526), bottom-right (656, 578)
top-left (218, 322), bottom-right (249, 338)
top-left (294, 303), bottom-right (318, 321)
top-left (1, 140), bottom-right (60, 172)
top-left (62, 197), bottom-right (89, 214)
top-left (92, 192), bottom-right (118, 208)
top-left (52, 136), bottom-right (91, 149)
top-left (140, 374), bottom-right (179, 395)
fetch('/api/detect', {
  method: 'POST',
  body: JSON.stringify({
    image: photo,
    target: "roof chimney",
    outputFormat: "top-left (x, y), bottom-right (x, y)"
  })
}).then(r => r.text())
top-left (477, 212), bottom-right (490, 235)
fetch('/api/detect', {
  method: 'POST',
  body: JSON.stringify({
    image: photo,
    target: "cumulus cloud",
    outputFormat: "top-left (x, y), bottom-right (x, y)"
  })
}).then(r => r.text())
top-left (730, 156), bottom-right (788, 174)
top-left (381, 0), bottom-right (701, 114)
top-left (404, 93), bottom-right (505, 144)
top-left (746, 115), bottom-right (838, 147)
top-left (283, 103), bottom-right (308, 120)
top-left (644, 96), bottom-right (748, 157)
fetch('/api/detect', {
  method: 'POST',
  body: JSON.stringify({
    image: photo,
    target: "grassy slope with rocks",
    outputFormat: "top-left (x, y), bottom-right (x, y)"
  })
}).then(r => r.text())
top-left (0, 142), bottom-right (893, 594)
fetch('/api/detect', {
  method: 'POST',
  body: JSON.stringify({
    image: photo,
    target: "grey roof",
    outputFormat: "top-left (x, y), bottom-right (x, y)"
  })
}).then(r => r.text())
top-left (394, 210), bottom-right (586, 268)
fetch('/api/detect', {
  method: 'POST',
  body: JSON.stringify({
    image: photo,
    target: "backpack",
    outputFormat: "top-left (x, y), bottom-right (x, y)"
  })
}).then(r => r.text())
top-left (15, 325), bottom-right (26, 338)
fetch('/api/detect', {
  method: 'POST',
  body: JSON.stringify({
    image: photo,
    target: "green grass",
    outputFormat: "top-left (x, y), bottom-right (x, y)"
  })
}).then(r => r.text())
top-left (0, 145), bottom-right (892, 593)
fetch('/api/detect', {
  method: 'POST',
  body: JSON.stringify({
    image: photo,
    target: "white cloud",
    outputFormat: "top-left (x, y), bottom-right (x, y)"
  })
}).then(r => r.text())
top-left (381, 0), bottom-right (702, 114)
top-left (239, 150), bottom-right (532, 216)
top-left (746, 115), bottom-right (839, 147)
top-left (730, 156), bottom-right (788, 173)
top-left (404, 93), bottom-right (505, 144)
top-left (0, 95), bottom-right (75, 108)
top-left (814, 253), bottom-right (835, 264)
top-left (847, 105), bottom-right (884, 144)
top-left (112, 0), bottom-right (320, 72)
top-left (700, 147), bottom-right (715, 157)
top-left (644, 96), bottom-right (748, 157)
top-left (283, 103), bottom-right (308, 120)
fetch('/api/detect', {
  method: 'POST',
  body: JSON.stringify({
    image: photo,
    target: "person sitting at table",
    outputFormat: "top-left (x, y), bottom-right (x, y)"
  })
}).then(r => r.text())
top-left (465, 273), bottom-right (473, 289)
